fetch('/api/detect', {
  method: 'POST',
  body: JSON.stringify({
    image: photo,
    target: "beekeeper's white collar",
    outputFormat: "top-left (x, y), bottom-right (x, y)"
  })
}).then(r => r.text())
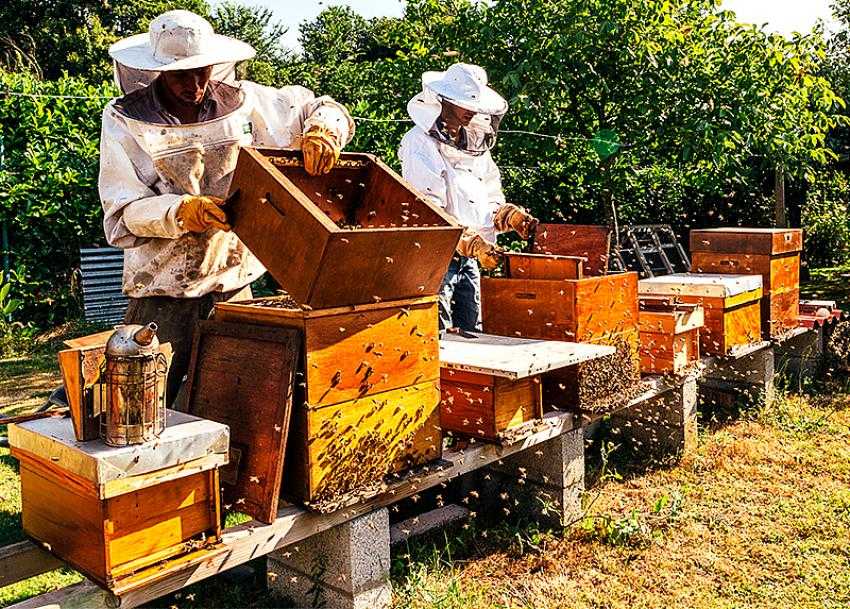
top-left (108, 10), bottom-right (255, 72)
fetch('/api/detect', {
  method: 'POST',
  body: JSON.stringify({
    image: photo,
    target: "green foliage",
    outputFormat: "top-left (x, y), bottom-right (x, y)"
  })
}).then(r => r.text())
top-left (0, 70), bottom-right (115, 325)
top-left (802, 168), bottom-right (850, 267)
top-left (283, 0), bottom-right (845, 233)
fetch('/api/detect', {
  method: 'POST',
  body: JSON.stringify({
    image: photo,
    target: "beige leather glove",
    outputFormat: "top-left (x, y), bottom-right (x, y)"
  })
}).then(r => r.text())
top-left (176, 196), bottom-right (230, 234)
top-left (458, 231), bottom-right (504, 271)
top-left (494, 204), bottom-right (539, 240)
top-left (302, 124), bottom-right (341, 176)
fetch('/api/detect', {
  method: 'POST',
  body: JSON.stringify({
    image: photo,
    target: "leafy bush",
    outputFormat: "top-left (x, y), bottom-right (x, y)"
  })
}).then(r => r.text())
top-left (0, 70), bottom-right (114, 326)
top-left (802, 169), bottom-right (850, 267)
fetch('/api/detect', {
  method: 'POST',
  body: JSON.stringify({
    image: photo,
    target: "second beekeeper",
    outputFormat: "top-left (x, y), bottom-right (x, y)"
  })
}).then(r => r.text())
top-left (399, 63), bottom-right (538, 332)
top-left (99, 10), bottom-right (355, 405)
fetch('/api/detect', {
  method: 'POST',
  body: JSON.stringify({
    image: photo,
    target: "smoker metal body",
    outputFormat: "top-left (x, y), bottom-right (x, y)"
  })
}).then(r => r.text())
top-left (100, 323), bottom-right (167, 447)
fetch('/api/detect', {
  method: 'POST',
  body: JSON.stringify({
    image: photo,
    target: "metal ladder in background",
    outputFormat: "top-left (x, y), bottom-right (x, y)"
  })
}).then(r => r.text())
top-left (609, 225), bottom-right (690, 278)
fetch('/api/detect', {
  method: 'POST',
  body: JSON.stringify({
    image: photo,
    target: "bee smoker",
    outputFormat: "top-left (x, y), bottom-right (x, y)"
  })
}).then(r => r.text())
top-left (100, 323), bottom-right (168, 447)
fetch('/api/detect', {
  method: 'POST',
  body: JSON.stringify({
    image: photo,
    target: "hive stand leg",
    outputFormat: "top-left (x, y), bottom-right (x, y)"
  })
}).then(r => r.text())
top-left (774, 328), bottom-right (825, 389)
top-left (700, 347), bottom-right (776, 410)
top-left (266, 508), bottom-right (391, 609)
top-left (612, 377), bottom-right (698, 461)
top-left (489, 428), bottom-right (585, 529)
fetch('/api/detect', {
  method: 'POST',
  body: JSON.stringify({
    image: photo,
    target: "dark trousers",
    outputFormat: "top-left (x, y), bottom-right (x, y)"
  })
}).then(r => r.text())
top-left (437, 255), bottom-right (482, 332)
top-left (124, 285), bottom-right (252, 408)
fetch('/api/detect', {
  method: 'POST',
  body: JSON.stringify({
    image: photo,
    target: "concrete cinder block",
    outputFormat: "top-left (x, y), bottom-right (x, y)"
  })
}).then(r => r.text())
top-left (267, 508), bottom-right (391, 609)
top-left (490, 429), bottom-right (585, 528)
top-left (701, 346), bottom-right (775, 407)
top-left (614, 378), bottom-right (698, 459)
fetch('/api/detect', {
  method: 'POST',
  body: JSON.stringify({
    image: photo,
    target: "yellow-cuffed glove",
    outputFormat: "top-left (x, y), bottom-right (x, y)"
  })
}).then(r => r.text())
top-left (176, 195), bottom-right (230, 234)
top-left (302, 123), bottom-right (341, 176)
top-left (457, 231), bottom-right (504, 271)
top-left (494, 203), bottom-right (539, 240)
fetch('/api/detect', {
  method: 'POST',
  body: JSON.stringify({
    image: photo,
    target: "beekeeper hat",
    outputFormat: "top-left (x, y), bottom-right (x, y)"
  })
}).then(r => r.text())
top-left (422, 63), bottom-right (508, 115)
top-left (108, 10), bottom-right (256, 72)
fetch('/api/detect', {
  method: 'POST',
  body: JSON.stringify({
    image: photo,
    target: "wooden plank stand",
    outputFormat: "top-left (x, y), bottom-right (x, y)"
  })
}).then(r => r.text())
top-left (8, 411), bottom-right (228, 592)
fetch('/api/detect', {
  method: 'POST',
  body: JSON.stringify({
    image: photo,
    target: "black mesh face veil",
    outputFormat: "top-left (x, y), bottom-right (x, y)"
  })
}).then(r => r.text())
top-left (428, 97), bottom-right (506, 156)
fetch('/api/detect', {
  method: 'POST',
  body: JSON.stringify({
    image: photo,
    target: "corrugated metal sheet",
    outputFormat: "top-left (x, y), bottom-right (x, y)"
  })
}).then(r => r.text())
top-left (80, 247), bottom-right (127, 323)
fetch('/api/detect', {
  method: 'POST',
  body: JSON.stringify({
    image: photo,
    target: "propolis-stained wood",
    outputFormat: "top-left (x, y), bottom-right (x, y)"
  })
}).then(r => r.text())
top-left (214, 296), bottom-right (440, 407)
top-left (186, 321), bottom-right (299, 524)
top-left (690, 228), bottom-right (802, 337)
top-left (504, 252), bottom-right (583, 280)
top-left (531, 223), bottom-right (611, 276)
top-left (481, 272), bottom-right (641, 411)
top-left (639, 274), bottom-right (763, 355)
top-left (439, 369), bottom-right (542, 441)
top-left (229, 148), bottom-right (462, 308)
top-left (57, 331), bottom-right (112, 441)
top-left (638, 297), bottom-right (704, 375)
top-left (285, 380), bottom-right (442, 507)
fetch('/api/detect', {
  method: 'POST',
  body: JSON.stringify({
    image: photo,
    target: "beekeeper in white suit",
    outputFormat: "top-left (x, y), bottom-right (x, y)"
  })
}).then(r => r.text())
top-left (399, 63), bottom-right (538, 332)
top-left (99, 10), bottom-right (354, 404)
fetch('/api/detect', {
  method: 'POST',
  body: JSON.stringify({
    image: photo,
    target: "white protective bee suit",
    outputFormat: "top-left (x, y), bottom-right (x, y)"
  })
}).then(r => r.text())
top-left (98, 10), bottom-right (354, 404)
top-left (398, 63), bottom-right (509, 331)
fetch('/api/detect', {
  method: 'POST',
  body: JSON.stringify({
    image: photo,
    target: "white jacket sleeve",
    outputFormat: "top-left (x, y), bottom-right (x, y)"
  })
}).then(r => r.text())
top-left (399, 132), bottom-right (448, 210)
top-left (98, 106), bottom-right (185, 248)
top-left (244, 82), bottom-right (355, 148)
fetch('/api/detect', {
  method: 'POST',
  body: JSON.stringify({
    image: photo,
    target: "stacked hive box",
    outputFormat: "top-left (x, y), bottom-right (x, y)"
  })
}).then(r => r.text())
top-left (481, 253), bottom-right (641, 412)
top-left (690, 228), bottom-right (802, 338)
top-left (639, 274), bottom-right (763, 355)
top-left (223, 148), bottom-right (462, 509)
top-left (531, 223), bottom-right (612, 276)
top-left (10, 411), bottom-right (228, 590)
top-left (638, 297), bottom-right (704, 375)
top-left (438, 332), bottom-right (614, 441)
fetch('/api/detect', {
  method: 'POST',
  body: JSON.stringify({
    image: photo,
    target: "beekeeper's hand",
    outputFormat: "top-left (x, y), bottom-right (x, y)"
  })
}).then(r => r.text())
top-left (177, 195), bottom-right (230, 234)
top-left (494, 204), bottom-right (539, 240)
top-left (302, 123), bottom-right (341, 176)
top-left (458, 231), bottom-right (504, 271)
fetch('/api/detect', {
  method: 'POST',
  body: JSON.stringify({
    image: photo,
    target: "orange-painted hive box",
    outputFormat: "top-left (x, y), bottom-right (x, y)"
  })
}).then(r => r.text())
top-left (690, 228), bottom-right (802, 337)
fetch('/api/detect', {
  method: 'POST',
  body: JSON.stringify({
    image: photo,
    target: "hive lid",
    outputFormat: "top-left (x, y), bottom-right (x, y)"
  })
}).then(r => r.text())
top-left (9, 410), bottom-right (229, 496)
top-left (639, 273), bottom-right (762, 299)
top-left (439, 331), bottom-right (615, 379)
top-left (690, 227), bottom-right (802, 255)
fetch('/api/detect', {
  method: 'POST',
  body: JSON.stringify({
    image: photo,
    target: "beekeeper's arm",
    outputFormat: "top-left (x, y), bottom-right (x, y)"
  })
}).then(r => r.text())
top-left (487, 157), bottom-right (538, 240)
top-left (99, 107), bottom-right (226, 248)
top-left (246, 83), bottom-right (355, 176)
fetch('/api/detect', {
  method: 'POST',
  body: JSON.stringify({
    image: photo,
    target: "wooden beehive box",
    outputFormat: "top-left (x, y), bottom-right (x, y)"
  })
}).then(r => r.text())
top-left (439, 332), bottom-right (614, 441)
top-left (639, 273), bottom-right (763, 355)
top-left (9, 411), bottom-right (227, 590)
top-left (214, 295), bottom-right (442, 508)
top-left (228, 148), bottom-right (463, 309)
top-left (481, 267), bottom-right (641, 412)
top-left (690, 228), bottom-right (802, 337)
top-left (638, 297), bottom-right (704, 375)
top-left (531, 223), bottom-right (611, 276)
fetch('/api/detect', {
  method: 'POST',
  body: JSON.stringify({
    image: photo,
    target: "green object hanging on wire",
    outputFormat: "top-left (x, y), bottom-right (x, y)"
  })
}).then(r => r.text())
top-left (592, 128), bottom-right (621, 160)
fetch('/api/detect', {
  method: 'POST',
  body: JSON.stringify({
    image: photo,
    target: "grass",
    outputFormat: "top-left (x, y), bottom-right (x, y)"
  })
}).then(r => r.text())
top-left (802, 263), bottom-right (850, 309)
top-left (390, 386), bottom-right (850, 609)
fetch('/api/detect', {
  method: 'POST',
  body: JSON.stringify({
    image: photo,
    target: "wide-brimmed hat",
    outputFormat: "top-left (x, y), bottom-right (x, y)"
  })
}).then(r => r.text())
top-left (108, 10), bottom-right (255, 72)
top-left (422, 63), bottom-right (508, 115)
